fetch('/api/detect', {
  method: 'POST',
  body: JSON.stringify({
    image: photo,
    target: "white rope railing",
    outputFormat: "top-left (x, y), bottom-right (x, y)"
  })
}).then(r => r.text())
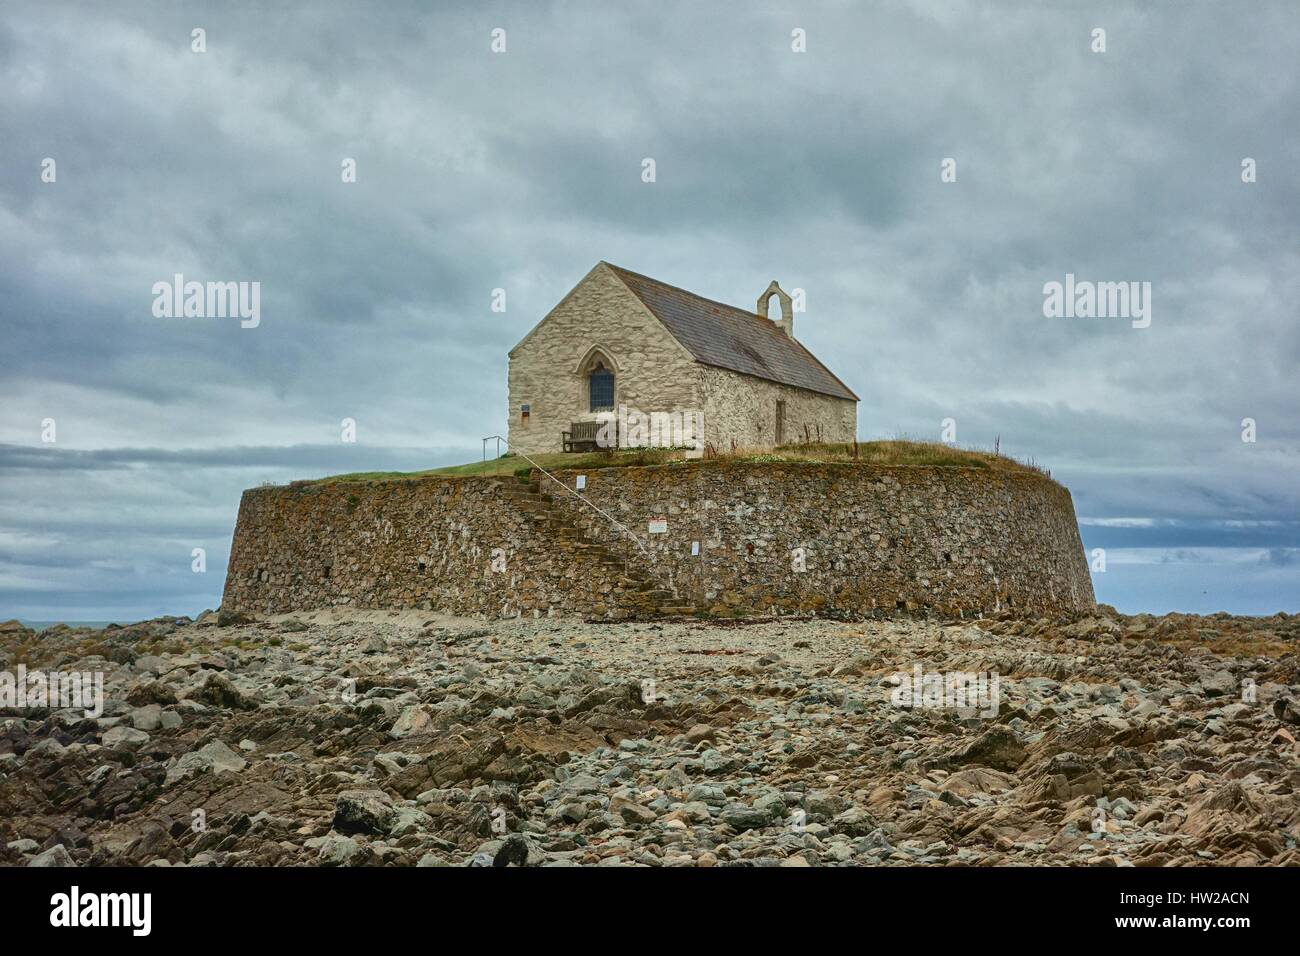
top-left (480, 435), bottom-right (653, 561)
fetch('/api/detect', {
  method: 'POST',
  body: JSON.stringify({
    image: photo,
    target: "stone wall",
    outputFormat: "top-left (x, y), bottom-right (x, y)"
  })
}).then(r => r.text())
top-left (221, 476), bottom-right (656, 619)
top-left (223, 462), bottom-right (1095, 620)
top-left (698, 365), bottom-right (857, 451)
top-left (540, 462), bottom-right (1094, 617)
top-left (507, 264), bottom-right (701, 456)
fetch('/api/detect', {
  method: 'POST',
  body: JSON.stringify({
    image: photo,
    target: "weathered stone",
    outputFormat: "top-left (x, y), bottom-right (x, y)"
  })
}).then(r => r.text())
top-left (27, 844), bottom-right (76, 867)
top-left (333, 790), bottom-right (398, 835)
top-left (164, 740), bottom-right (247, 785)
top-left (103, 726), bottom-right (150, 750)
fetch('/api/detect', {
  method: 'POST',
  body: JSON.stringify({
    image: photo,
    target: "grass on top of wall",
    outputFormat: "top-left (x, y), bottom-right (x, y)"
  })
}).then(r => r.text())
top-left (308, 440), bottom-right (1052, 485)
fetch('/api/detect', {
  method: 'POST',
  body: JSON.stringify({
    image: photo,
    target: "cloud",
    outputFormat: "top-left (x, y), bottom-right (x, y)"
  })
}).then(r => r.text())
top-left (1, 0), bottom-right (1297, 618)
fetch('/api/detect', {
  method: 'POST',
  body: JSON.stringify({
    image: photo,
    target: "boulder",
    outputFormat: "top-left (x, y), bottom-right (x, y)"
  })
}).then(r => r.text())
top-left (332, 789), bottom-right (398, 835)
top-left (164, 740), bottom-right (247, 786)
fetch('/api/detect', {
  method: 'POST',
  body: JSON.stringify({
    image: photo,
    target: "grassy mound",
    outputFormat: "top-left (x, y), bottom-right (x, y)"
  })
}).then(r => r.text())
top-left (309, 440), bottom-right (1051, 485)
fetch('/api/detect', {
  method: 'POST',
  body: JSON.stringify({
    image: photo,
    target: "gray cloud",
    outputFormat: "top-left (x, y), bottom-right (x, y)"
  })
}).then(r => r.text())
top-left (2, 0), bottom-right (1298, 619)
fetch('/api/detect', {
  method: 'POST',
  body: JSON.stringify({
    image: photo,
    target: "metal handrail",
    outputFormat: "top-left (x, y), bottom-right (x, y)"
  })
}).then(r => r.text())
top-left (480, 434), bottom-right (653, 561)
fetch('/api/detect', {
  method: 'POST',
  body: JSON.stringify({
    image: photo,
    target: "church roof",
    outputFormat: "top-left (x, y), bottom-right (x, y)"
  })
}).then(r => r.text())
top-left (604, 263), bottom-right (859, 402)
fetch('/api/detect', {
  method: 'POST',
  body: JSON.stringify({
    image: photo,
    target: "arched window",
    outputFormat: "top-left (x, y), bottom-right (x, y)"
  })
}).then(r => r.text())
top-left (589, 361), bottom-right (614, 411)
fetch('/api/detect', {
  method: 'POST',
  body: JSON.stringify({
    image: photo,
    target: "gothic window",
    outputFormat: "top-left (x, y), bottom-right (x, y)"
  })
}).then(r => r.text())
top-left (589, 362), bottom-right (614, 411)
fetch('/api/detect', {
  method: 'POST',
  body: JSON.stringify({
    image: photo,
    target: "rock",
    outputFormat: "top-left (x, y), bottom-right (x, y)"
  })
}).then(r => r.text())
top-left (191, 672), bottom-right (260, 710)
top-left (687, 784), bottom-right (727, 805)
top-left (685, 723), bottom-right (716, 744)
top-left (1200, 671), bottom-right (1238, 697)
top-left (1273, 697), bottom-right (1300, 726)
top-left (216, 608), bottom-right (253, 627)
top-left (609, 795), bottom-right (657, 825)
top-left (333, 790), bottom-right (398, 835)
top-left (939, 767), bottom-right (1017, 797)
top-left (26, 738), bottom-right (66, 758)
top-left (1, 609), bottom-right (1295, 868)
top-left (387, 805), bottom-right (432, 837)
top-left (164, 740), bottom-right (247, 786)
top-left (493, 834), bottom-right (543, 867)
top-left (390, 704), bottom-right (434, 739)
top-left (130, 704), bottom-right (163, 731)
top-left (0, 619), bottom-right (32, 637)
top-left (720, 804), bottom-right (771, 830)
top-left (102, 726), bottom-right (150, 750)
top-left (28, 844), bottom-right (76, 867)
top-left (944, 726), bottom-right (1027, 772)
top-left (831, 806), bottom-right (876, 837)
top-left (314, 834), bottom-right (365, 866)
top-left (126, 680), bottom-right (177, 707)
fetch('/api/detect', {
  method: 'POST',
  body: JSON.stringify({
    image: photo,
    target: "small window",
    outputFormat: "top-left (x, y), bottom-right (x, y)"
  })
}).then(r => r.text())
top-left (589, 363), bottom-right (614, 411)
top-left (520, 403), bottom-right (530, 422)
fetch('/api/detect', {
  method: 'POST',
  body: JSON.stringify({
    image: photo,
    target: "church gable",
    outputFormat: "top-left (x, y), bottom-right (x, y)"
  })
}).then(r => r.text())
top-left (507, 262), bottom-right (859, 456)
top-left (507, 264), bottom-right (702, 455)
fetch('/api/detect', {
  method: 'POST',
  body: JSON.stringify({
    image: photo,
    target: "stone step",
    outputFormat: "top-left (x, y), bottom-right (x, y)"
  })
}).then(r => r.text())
top-left (506, 481), bottom-right (687, 616)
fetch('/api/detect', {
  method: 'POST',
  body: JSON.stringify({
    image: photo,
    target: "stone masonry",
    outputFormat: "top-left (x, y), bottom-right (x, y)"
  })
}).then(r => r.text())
top-left (508, 265), bottom-right (700, 456)
top-left (223, 462), bottom-right (1094, 619)
top-left (698, 365), bottom-right (856, 451)
top-left (541, 462), bottom-right (1095, 617)
top-left (507, 263), bottom-right (858, 455)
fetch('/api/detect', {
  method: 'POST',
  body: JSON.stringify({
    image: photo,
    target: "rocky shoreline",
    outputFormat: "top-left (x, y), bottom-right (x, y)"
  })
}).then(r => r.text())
top-left (1, 607), bottom-right (1297, 866)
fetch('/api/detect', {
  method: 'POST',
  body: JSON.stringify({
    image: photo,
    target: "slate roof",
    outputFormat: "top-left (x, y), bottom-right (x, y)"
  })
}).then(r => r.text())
top-left (604, 263), bottom-right (859, 402)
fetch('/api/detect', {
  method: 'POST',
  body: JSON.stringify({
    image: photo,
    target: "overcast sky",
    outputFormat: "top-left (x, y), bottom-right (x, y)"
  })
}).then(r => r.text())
top-left (2, 1), bottom-right (1297, 621)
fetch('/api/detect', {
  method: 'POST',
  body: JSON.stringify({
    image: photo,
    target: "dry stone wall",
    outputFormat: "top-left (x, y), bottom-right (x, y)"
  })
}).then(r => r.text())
top-left (541, 462), bottom-right (1094, 617)
top-left (222, 476), bottom-right (656, 619)
top-left (223, 462), bottom-right (1095, 620)
top-left (699, 365), bottom-right (857, 450)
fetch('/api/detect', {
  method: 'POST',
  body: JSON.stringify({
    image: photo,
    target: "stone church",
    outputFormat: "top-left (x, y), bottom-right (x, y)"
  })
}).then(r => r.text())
top-left (507, 262), bottom-right (858, 455)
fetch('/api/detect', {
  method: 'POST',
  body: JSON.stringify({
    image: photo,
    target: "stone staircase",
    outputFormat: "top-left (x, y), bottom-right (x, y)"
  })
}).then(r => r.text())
top-left (492, 475), bottom-right (696, 619)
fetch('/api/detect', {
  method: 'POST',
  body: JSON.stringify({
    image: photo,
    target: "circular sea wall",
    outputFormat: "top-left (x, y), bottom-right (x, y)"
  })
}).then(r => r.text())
top-left (222, 461), bottom-right (1096, 619)
top-left (540, 461), bottom-right (1096, 618)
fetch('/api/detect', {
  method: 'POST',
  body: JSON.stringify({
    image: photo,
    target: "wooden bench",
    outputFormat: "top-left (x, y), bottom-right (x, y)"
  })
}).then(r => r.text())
top-left (562, 420), bottom-right (613, 453)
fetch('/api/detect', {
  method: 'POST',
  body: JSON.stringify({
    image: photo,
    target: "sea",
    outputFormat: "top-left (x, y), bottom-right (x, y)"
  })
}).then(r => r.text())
top-left (16, 621), bottom-right (118, 632)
